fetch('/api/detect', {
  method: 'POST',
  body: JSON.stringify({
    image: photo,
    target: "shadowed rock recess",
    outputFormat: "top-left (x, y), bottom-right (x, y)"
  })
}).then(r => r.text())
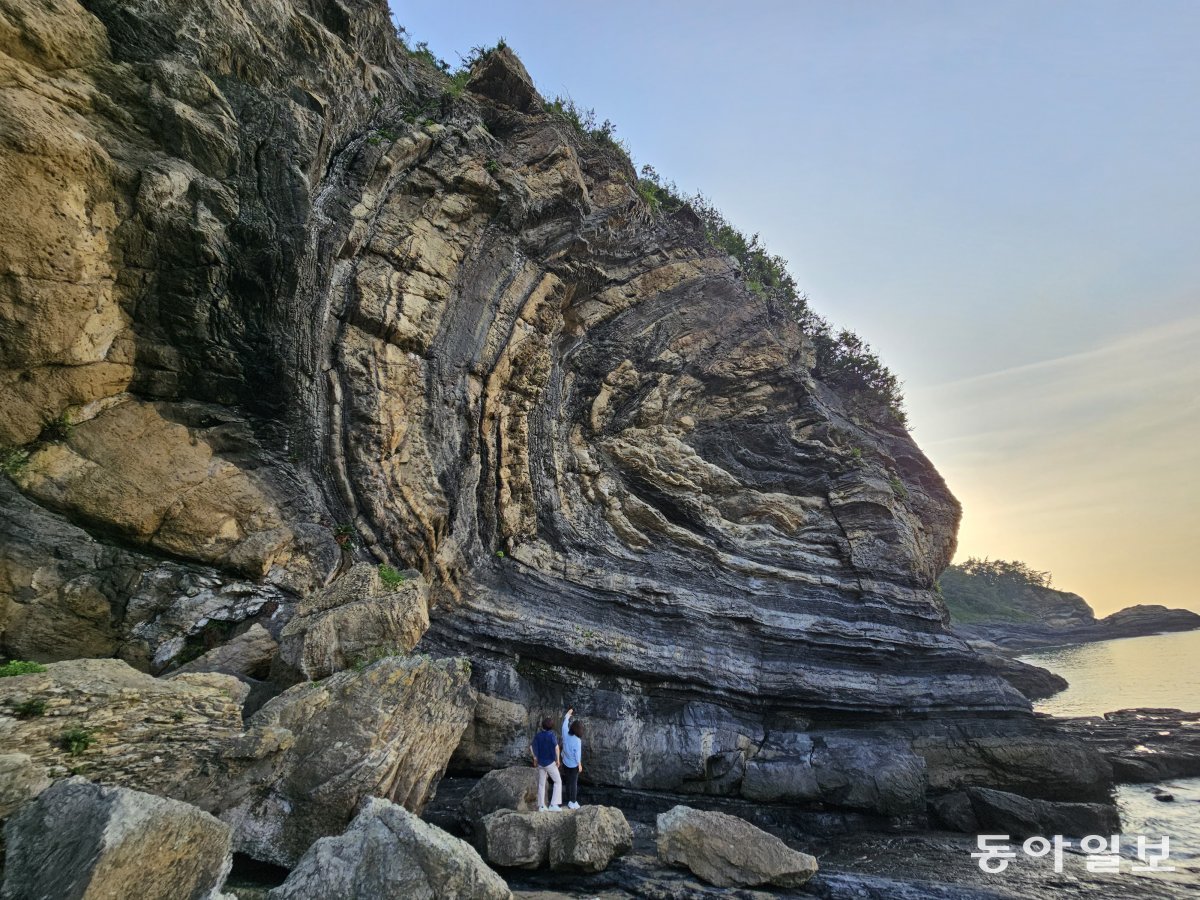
top-left (0, 0), bottom-right (1106, 828)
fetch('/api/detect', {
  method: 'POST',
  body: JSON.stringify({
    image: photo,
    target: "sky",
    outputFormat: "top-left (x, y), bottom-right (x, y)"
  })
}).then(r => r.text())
top-left (391, 0), bottom-right (1200, 614)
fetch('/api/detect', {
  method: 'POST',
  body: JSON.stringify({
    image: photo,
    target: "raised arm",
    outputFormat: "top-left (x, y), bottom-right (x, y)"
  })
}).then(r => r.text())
top-left (562, 707), bottom-right (573, 743)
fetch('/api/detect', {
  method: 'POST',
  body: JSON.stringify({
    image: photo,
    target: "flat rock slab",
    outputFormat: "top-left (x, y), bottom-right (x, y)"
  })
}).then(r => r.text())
top-left (1, 777), bottom-right (231, 900)
top-left (269, 796), bottom-right (510, 900)
top-left (480, 806), bottom-right (633, 873)
top-left (656, 804), bottom-right (817, 889)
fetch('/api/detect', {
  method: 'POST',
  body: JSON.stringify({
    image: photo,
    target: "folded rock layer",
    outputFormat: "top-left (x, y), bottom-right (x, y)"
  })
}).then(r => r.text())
top-left (0, 0), bottom-right (1101, 819)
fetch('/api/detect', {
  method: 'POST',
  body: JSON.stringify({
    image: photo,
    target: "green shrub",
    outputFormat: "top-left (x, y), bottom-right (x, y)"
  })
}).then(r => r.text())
top-left (0, 660), bottom-right (46, 678)
top-left (13, 698), bottom-right (46, 719)
top-left (351, 644), bottom-right (407, 671)
top-left (39, 411), bottom-right (73, 443)
top-left (636, 165), bottom-right (909, 428)
top-left (544, 95), bottom-right (629, 159)
top-left (60, 727), bottom-right (94, 756)
top-left (889, 475), bottom-right (908, 500)
top-left (378, 564), bottom-right (406, 589)
top-left (0, 447), bottom-right (29, 477)
top-left (332, 523), bottom-right (357, 549)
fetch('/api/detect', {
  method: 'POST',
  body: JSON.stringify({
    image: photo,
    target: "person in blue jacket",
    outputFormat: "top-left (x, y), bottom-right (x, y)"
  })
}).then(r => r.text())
top-left (529, 716), bottom-right (562, 810)
top-left (560, 707), bottom-right (584, 809)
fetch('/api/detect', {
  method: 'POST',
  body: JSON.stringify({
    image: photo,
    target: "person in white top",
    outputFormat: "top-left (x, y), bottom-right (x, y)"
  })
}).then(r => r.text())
top-left (560, 707), bottom-right (584, 809)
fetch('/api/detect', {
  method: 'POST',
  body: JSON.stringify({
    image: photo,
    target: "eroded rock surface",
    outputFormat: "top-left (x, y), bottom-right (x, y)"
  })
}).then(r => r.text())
top-left (656, 804), bottom-right (818, 888)
top-left (461, 765), bottom-right (539, 833)
top-left (274, 562), bottom-right (429, 681)
top-left (479, 806), bottom-right (632, 873)
top-left (269, 797), bottom-right (511, 900)
top-left (224, 654), bottom-right (476, 866)
top-left (1, 778), bottom-right (231, 900)
top-left (0, 0), bottom-right (1106, 826)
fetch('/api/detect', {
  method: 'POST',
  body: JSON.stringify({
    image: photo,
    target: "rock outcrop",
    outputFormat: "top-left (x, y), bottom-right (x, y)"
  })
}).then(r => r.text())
top-left (0, 0), bottom-right (1111, 828)
top-left (656, 804), bottom-right (818, 888)
top-left (0, 658), bottom-right (250, 800)
top-left (964, 787), bottom-right (1120, 839)
top-left (274, 562), bottom-right (429, 681)
top-left (269, 797), bottom-right (511, 900)
top-left (478, 806), bottom-right (633, 873)
top-left (0, 654), bottom-right (474, 868)
top-left (1, 778), bottom-right (232, 900)
top-left (1054, 708), bottom-right (1200, 783)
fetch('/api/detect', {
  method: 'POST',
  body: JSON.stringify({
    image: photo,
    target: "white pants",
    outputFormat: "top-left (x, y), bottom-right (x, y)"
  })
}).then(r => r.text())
top-left (537, 763), bottom-right (562, 808)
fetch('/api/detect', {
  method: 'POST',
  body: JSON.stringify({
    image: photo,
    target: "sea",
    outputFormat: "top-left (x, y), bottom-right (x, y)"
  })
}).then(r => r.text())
top-left (1020, 630), bottom-right (1200, 872)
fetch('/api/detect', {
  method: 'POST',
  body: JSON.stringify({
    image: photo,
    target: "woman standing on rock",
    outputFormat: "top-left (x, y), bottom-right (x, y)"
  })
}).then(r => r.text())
top-left (530, 716), bottom-right (563, 811)
top-left (561, 707), bottom-right (584, 809)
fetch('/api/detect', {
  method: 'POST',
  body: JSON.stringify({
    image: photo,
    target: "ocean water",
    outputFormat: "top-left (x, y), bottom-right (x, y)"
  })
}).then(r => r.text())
top-left (1020, 630), bottom-right (1200, 718)
top-left (1021, 630), bottom-right (1200, 871)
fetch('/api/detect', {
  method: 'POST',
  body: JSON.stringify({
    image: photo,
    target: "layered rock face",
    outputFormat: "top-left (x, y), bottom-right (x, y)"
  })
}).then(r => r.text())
top-left (0, 0), bottom-right (1100, 822)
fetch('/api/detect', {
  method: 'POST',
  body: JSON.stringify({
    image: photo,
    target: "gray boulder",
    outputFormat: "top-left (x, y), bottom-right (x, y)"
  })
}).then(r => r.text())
top-left (966, 787), bottom-right (1121, 838)
top-left (1, 778), bottom-right (231, 900)
top-left (656, 805), bottom-right (817, 888)
top-left (0, 753), bottom-right (49, 819)
top-left (478, 806), bottom-right (632, 873)
top-left (461, 766), bottom-right (538, 833)
top-left (269, 797), bottom-right (510, 900)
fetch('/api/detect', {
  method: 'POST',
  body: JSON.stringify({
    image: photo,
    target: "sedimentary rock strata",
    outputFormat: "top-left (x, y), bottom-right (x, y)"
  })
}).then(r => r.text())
top-left (0, 0), bottom-right (1107, 827)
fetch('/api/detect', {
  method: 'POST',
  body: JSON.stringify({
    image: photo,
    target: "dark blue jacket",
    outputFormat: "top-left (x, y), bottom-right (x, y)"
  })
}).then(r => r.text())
top-left (532, 728), bottom-right (558, 766)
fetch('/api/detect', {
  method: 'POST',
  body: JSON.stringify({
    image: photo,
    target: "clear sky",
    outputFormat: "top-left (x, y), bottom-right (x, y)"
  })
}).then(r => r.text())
top-left (391, 0), bottom-right (1200, 614)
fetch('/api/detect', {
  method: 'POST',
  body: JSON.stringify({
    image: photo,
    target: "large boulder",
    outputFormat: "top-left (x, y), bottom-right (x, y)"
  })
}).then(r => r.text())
top-left (274, 563), bottom-right (429, 681)
top-left (478, 806), bottom-right (632, 873)
top-left (656, 805), bottom-right (817, 889)
top-left (222, 653), bottom-right (475, 866)
top-left (0, 753), bottom-right (48, 818)
top-left (0, 658), bottom-right (250, 802)
top-left (269, 797), bottom-right (510, 900)
top-left (460, 766), bottom-right (538, 833)
top-left (173, 623), bottom-right (278, 679)
top-left (1, 778), bottom-right (231, 900)
top-left (965, 787), bottom-right (1121, 839)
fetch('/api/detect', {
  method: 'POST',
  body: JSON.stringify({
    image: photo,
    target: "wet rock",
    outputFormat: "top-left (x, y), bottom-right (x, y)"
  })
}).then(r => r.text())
top-left (656, 805), bottom-right (818, 888)
top-left (269, 796), bottom-right (510, 900)
top-left (2, 778), bottom-right (231, 900)
top-left (965, 787), bottom-right (1120, 839)
top-left (1053, 708), bottom-right (1200, 783)
top-left (927, 791), bottom-right (978, 833)
top-left (479, 806), bottom-right (632, 873)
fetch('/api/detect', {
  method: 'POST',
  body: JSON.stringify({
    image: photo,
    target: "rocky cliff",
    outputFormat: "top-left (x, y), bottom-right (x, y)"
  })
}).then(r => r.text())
top-left (940, 561), bottom-right (1200, 651)
top-left (1, 0), bottom-right (1106, 836)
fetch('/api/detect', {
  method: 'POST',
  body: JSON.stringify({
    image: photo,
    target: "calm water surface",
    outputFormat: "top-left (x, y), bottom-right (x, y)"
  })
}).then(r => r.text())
top-left (1020, 630), bottom-right (1200, 718)
top-left (1021, 630), bottom-right (1200, 870)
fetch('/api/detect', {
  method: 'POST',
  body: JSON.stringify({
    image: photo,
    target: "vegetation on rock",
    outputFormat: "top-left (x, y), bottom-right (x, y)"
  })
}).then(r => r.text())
top-left (0, 661), bottom-right (46, 677)
top-left (637, 166), bottom-right (908, 427)
top-left (939, 558), bottom-right (1061, 625)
